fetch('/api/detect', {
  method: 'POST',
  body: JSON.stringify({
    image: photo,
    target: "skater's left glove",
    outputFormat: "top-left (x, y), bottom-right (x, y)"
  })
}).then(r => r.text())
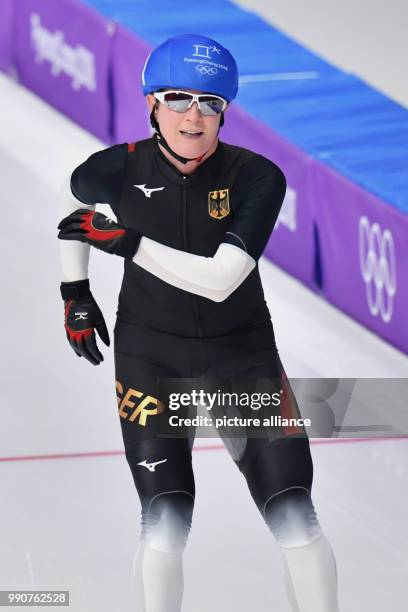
top-left (58, 209), bottom-right (141, 258)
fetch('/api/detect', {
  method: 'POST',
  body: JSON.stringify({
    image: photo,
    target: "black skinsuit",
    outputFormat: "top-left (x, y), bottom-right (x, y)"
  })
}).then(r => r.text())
top-left (71, 136), bottom-right (313, 535)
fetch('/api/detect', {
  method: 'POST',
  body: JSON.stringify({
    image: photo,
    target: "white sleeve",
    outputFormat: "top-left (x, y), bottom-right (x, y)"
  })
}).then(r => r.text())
top-left (132, 238), bottom-right (256, 302)
top-left (58, 176), bottom-right (96, 281)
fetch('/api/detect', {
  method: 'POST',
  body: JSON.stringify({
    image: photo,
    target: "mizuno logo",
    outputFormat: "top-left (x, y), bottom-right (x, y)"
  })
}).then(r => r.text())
top-left (134, 184), bottom-right (165, 198)
top-left (137, 458), bottom-right (168, 472)
top-left (74, 312), bottom-right (88, 320)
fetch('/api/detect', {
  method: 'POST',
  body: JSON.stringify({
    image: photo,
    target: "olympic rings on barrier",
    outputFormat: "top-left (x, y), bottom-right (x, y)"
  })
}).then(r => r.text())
top-left (358, 216), bottom-right (396, 323)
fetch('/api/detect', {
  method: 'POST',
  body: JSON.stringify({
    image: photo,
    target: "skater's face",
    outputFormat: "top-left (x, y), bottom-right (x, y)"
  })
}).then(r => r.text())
top-left (146, 88), bottom-right (224, 169)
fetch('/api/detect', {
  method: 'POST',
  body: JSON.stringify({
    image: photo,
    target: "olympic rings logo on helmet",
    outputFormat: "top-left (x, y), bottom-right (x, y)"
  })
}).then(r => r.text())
top-left (358, 215), bottom-right (397, 323)
top-left (195, 65), bottom-right (218, 76)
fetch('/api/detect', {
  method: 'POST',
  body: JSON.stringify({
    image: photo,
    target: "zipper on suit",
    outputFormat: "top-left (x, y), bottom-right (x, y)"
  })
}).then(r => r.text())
top-left (182, 183), bottom-right (203, 337)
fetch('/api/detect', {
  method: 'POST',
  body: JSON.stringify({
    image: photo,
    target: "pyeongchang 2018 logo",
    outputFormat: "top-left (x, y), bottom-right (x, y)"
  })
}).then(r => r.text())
top-left (30, 14), bottom-right (96, 92)
top-left (358, 216), bottom-right (397, 323)
top-left (184, 43), bottom-right (228, 77)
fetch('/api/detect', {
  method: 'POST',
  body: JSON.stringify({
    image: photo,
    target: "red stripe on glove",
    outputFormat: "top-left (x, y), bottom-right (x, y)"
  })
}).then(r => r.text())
top-left (64, 300), bottom-right (93, 342)
top-left (80, 211), bottom-right (126, 242)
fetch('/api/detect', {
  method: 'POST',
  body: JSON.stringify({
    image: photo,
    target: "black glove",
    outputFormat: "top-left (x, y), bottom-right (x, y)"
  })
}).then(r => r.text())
top-left (60, 279), bottom-right (110, 366)
top-left (57, 209), bottom-right (141, 258)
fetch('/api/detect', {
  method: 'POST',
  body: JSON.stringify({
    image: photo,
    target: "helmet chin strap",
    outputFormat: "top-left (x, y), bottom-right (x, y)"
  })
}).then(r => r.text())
top-left (150, 108), bottom-right (224, 166)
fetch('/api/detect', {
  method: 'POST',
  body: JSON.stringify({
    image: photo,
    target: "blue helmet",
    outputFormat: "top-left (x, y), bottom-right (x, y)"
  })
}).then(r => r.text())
top-left (142, 33), bottom-right (239, 102)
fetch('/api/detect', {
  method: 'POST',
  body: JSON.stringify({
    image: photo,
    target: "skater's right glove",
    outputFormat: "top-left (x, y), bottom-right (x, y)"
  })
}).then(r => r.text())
top-left (60, 279), bottom-right (110, 366)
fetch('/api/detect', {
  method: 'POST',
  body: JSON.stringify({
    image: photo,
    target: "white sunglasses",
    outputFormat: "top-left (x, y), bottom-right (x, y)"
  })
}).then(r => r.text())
top-left (153, 90), bottom-right (227, 116)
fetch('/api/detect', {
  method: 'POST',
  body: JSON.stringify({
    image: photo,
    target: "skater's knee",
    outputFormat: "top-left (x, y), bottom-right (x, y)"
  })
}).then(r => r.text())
top-left (142, 491), bottom-right (194, 553)
top-left (265, 487), bottom-right (322, 549)
top-left (240, 437), bottom-right (314, 513)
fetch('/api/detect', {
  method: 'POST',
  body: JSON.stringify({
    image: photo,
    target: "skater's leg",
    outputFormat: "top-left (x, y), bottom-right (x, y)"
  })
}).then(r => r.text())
top-left (126, 438), bottom-right (195, 612)
top-left (239, 435), bottom-right (340, 611)
top-left (265, 487), bottom-right (339, 612)
top-left (114, 324), bottom-right (197, 612)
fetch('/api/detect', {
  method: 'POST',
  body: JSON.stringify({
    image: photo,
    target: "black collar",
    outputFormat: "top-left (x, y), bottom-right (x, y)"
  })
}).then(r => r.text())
top-left (153, 136), bottom-right (223, 186)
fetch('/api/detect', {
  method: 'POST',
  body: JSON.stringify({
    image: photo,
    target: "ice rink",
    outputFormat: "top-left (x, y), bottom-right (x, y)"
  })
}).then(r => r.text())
top-left (1, 1), bottom-right (407, 610)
